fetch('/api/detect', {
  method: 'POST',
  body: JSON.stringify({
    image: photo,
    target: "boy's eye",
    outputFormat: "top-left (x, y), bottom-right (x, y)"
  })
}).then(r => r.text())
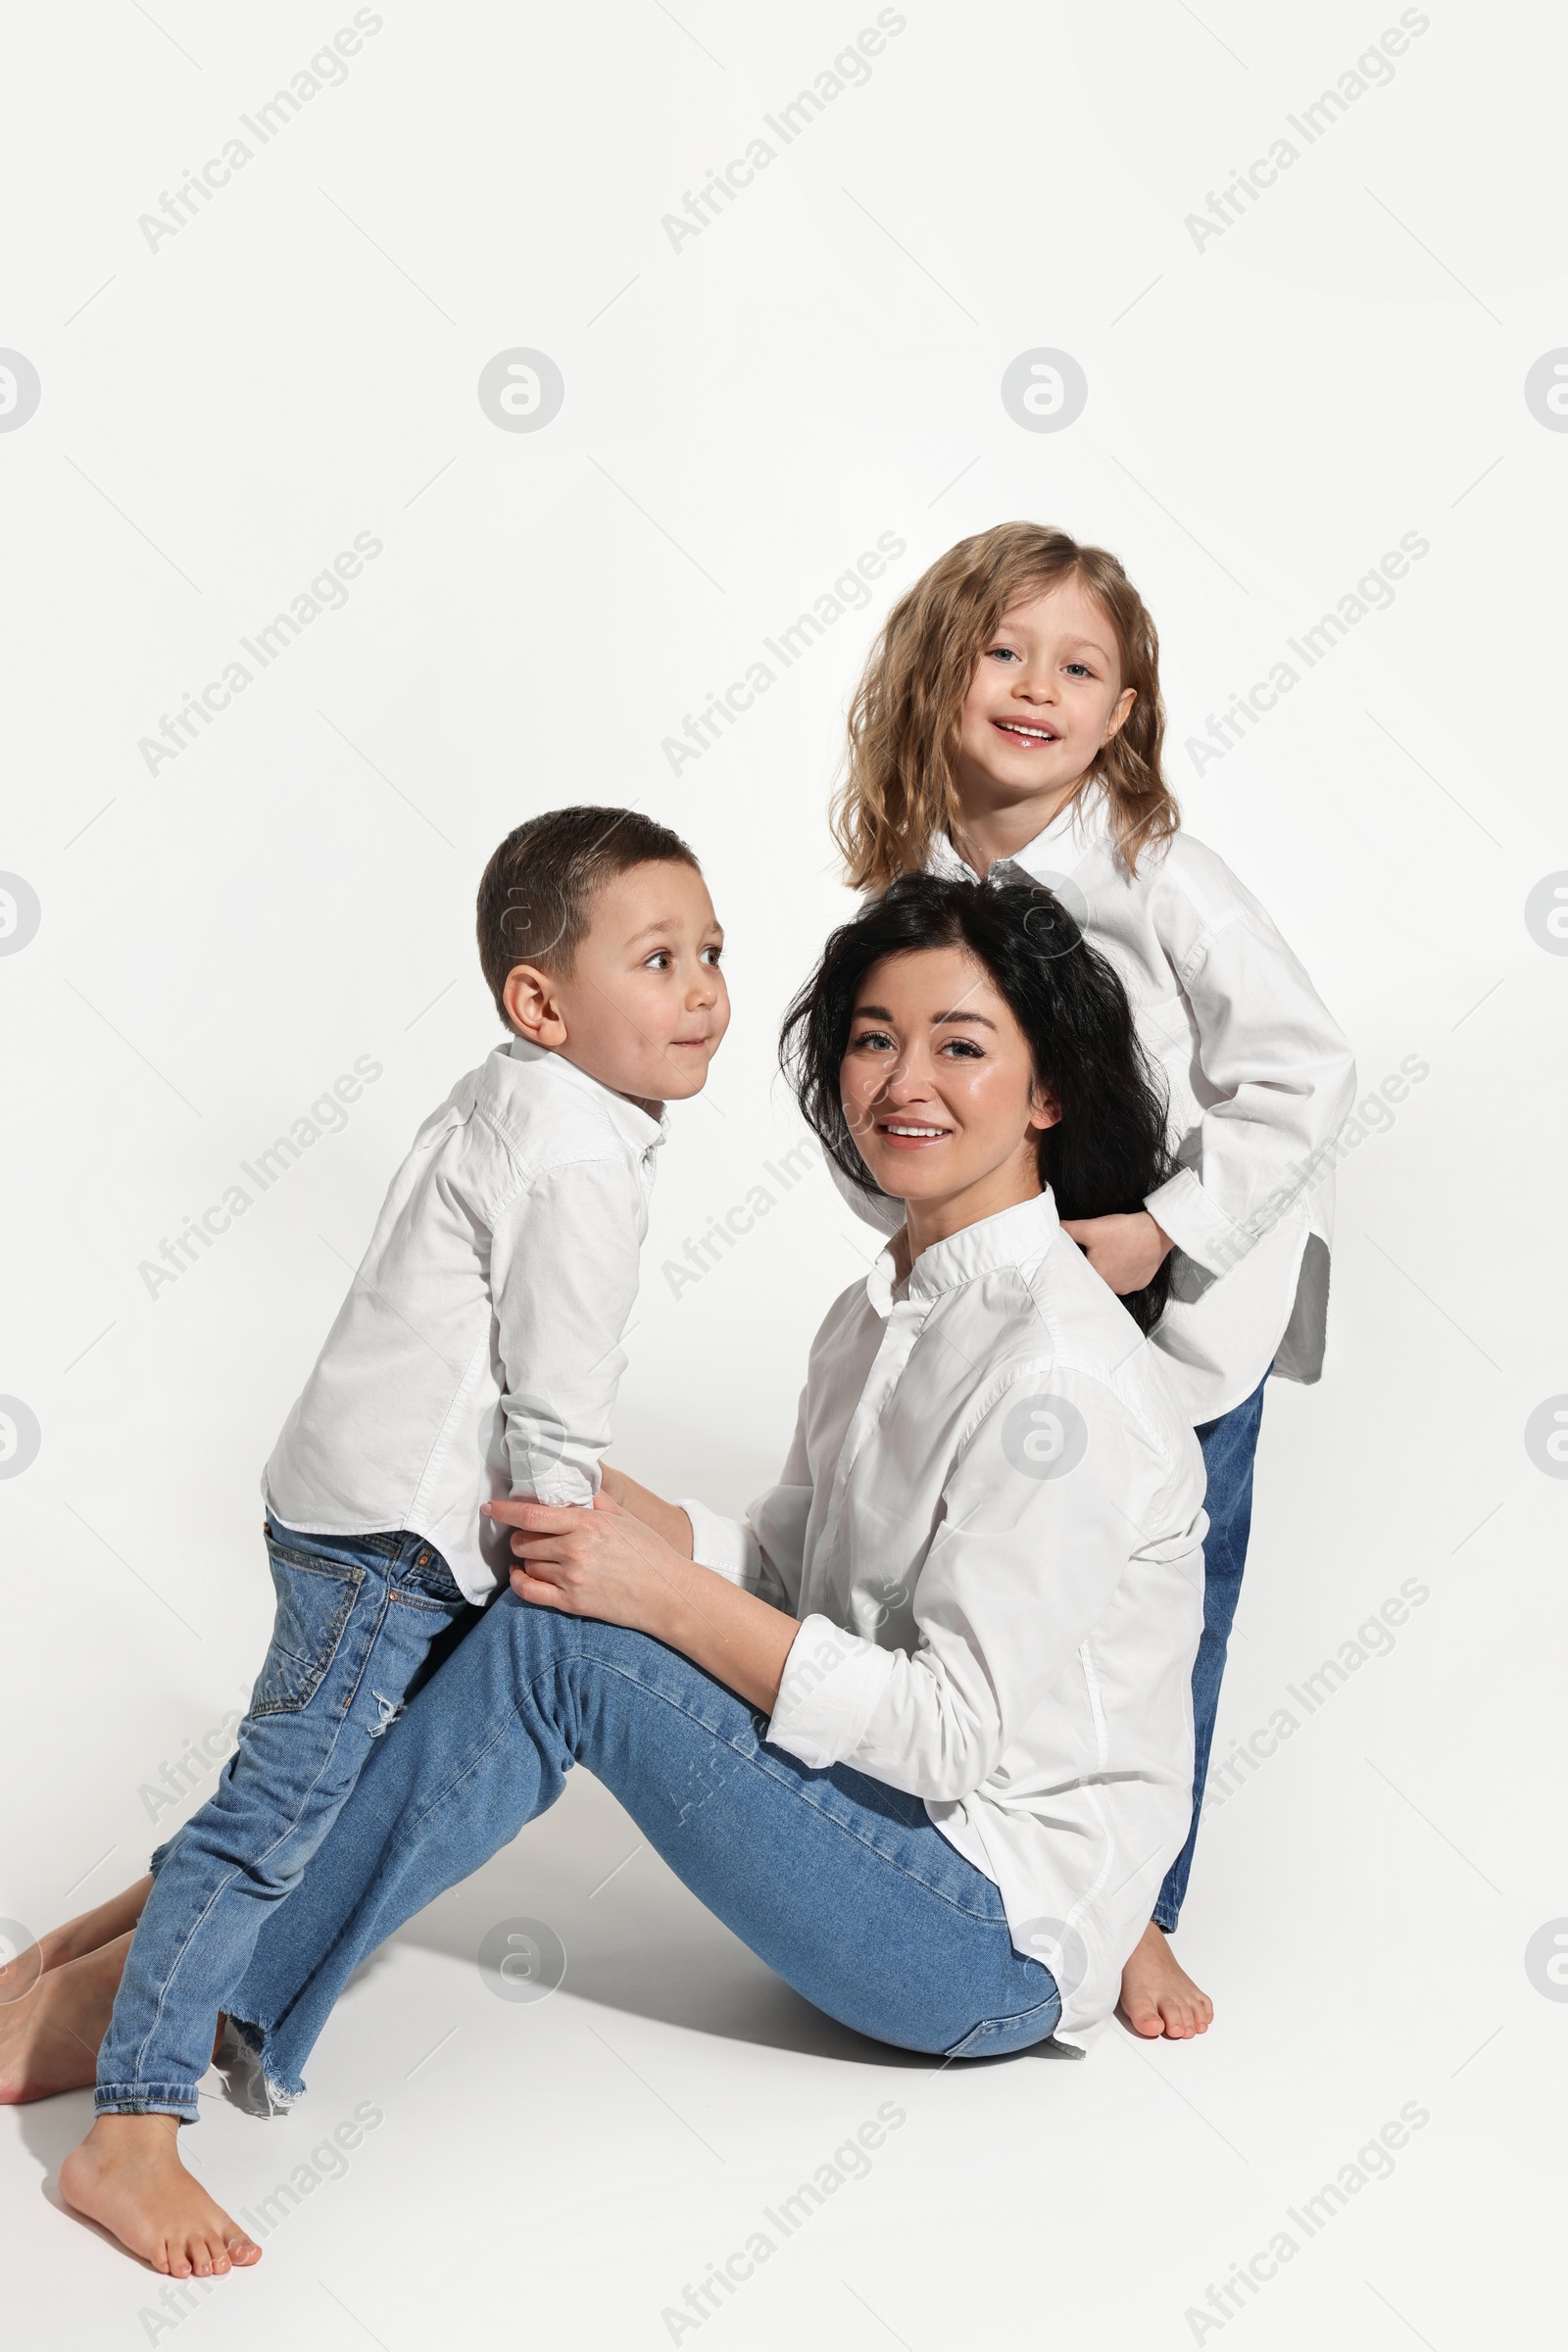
top-left (701, 944), bottom-right (723, 966)
top-left (644, 950), bottom-right (673, 970)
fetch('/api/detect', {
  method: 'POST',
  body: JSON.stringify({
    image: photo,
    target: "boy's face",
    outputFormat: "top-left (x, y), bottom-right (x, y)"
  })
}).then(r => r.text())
top-left (504, 859), bottom-right (729, 1107)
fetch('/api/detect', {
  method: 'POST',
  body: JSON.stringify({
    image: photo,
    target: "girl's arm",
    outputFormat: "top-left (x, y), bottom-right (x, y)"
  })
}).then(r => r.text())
top-left (1138, 852), bottom-right (1357, 1280)
top-left (483, 1492), bottom-right (799, 1713)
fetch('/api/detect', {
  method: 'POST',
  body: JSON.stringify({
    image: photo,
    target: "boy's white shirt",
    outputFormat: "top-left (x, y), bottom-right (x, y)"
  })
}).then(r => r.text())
top-left (835, 790), bottom-right (1358, 1425)
top-left (680, 1189), bottom-right (1209, 2051)
top-left (265, 1036), bottom-right (665, 1605)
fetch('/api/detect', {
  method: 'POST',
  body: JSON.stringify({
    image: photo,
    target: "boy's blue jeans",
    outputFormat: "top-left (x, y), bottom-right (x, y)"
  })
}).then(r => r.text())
top-left (1152, 1375), bottom-right (1268, 1934)
top-left (220, 1586), bottom-right (1062, 2101)
top-left (96, 1518), bottom-right (469, 2119)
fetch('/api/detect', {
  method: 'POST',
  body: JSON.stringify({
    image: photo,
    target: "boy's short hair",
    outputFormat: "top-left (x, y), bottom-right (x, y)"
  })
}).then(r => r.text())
top-left (476, 805), bottom-right (701, 1024)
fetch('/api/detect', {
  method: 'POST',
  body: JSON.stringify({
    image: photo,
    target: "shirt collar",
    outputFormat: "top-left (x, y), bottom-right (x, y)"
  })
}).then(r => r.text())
top-left (865, 1190), bottom-right (1062, 1316)
top-left (929, 781), bottom-right (1108, 888)
top-left (504, 1035), bottom-right (668, 1153)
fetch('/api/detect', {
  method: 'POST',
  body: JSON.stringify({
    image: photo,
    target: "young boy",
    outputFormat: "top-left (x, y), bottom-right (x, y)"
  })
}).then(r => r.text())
top-left (60, 806), bottom-right (728, 2278)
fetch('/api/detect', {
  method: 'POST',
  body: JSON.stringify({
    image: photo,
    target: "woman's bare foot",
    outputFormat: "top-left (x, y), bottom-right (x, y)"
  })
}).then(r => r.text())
top-left (60, 2115), bottom-right (261, 2277)
top-left (1117, 1921), bottom-right (1213, 2039)
top-left (0, 1932), bottom-right (134, 2102)
top-left (0, 1879), bottom-right (154, 2002)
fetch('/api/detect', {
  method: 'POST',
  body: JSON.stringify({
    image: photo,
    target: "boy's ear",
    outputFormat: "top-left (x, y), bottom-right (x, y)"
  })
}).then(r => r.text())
top-left (503, 962), bottom-right (568, 1048)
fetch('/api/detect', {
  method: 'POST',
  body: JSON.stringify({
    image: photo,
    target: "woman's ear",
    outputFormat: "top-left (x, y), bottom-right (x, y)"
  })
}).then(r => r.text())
top-left (1028, 1085), bottom-right (1062, 1134)
top-left (503, 962), bottom-right (568, 1048)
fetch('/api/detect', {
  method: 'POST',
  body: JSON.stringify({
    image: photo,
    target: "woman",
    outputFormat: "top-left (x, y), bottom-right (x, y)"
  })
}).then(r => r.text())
top-left (4, 875), bottom-right (1206, 2269)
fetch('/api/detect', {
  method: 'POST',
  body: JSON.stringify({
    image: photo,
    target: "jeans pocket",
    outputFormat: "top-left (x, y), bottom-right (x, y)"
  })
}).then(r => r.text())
top-left (250, 1539), bottom-right (364, 1717)
top-left (393, 1547), bottom-right (466, 1611)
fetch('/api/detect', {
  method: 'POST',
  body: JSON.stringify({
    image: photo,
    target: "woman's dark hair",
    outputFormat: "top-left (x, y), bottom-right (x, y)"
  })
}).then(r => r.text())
top-left (781, 873), bottom-right (1174, 1333)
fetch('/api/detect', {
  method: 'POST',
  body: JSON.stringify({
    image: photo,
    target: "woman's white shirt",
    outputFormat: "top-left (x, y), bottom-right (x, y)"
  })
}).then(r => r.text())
top-left (838, 793), bottom-right (1358, 1424)
top-left (680, 1191), bottom-right (1207, 2050)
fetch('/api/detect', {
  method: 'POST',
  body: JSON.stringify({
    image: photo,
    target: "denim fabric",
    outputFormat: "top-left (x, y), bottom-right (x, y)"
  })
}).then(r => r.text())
top-left (1152, 1375), bottom-right (1268, 1933)
top-left (228, 1590), bottom-right (1061, 2095)
top-left (95, 1519), bottom-right (468, 2118)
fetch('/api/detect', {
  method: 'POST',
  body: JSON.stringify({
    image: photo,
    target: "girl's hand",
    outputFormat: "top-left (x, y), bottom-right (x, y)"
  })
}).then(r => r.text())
top-left (482, 1490), bottom-right (684, 1636)
top-left (1059, 1209), bottom-right (1173, 1296)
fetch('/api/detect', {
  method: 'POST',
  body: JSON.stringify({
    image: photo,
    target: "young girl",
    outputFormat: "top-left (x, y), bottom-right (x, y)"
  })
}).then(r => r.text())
top-left (830, 522), bottom-right (1356, 2039)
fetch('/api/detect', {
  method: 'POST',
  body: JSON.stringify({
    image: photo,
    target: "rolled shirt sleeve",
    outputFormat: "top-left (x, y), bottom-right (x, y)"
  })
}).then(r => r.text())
top-left (487, 1156), bottom-right (648, 1507)
top-left (765, 1368), bottom-right (1194, 1800)
top-left (1143, 872), bottom-right (1356, 1280)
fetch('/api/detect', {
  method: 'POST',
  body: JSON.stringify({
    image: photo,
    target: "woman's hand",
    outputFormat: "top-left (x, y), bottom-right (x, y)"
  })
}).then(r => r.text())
top-left (483, 1490), bottom-right (682, 1635)
top-left (1059, 1209), bottom-right (1173, 1296)
top-left (481, 1489), bottom-right (800, 1715)
top-left (597, 1463), bottom-right (695, 1556)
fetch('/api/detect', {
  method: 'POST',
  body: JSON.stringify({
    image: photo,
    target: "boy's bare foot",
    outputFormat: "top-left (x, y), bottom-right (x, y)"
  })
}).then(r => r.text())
top-left (61, 2114), bottom-right (261, 2277)
top-left (1117, 1921), bottom-right (1213, 2039)
top-left (0, 1878), bottom-right (154, 2001)
top-left (0, 1932), bottom-right (133, 2102)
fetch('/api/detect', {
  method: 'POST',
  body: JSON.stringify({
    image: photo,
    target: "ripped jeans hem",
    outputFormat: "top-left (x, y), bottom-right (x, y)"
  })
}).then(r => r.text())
top-left (218, 2012), bottom-right (305, 2116)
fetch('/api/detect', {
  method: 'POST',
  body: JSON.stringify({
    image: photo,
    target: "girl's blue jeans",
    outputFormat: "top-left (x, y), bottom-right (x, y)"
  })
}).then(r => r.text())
top-left (220, 1584), bottom-right (1062, 2105)
top-left (1152, 1375), bottom-right (1268, 1934)
top-left (96, 1518), bottom-right (469, 2119)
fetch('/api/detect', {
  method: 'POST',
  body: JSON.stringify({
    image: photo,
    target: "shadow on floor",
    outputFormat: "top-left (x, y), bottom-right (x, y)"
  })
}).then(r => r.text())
top-left (381, 1811), bottom-right (1070, 2071)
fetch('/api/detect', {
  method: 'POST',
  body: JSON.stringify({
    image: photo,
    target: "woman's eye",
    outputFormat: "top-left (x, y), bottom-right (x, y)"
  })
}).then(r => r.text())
top-left (850, 1028), bottom-right (895, 1053)
top-left (939, 1038), bottom-right (983, 1058)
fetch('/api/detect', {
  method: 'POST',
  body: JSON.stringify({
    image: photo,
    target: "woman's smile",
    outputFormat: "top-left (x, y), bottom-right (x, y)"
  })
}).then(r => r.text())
top-left (874, 1117), bottom-right (952, 1149)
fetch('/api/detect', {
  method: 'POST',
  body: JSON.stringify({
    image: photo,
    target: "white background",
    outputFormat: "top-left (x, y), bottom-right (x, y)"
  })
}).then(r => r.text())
top-left (2, 1), bottom-right (1564, 2344)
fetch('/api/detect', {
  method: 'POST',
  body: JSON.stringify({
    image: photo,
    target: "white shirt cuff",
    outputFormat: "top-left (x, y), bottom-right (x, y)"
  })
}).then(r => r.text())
top-left (765, 1615), bottom-right (892, 1769)
top-left (1144, 1168), bottom-right (1250, 1280)
top-left (677, 1497), bottom-right (760, 1588)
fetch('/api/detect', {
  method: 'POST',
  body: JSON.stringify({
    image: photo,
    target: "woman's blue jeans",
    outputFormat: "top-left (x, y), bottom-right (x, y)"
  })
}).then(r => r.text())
top-left (1152, 1375), bottom-right (1268, 1934)
top-left (226, 1589), bottom-right (1062, 2097)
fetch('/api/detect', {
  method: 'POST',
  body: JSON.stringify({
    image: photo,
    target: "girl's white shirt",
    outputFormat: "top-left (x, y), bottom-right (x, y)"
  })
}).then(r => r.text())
top-left (681, 1189), bottom-right (1208, 2051)
top-left (838, 789), bottom-right (1358, 1425)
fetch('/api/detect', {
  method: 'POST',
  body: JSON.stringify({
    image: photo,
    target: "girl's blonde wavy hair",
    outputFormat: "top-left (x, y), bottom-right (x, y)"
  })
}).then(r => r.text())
top-left (832, 522), bottom-right (1178, 890)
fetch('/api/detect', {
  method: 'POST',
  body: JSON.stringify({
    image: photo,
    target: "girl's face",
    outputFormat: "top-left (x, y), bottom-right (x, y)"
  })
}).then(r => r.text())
top-left (955, 574), bottom-right (1135, 826)
top-left (840, 945), bottom-right (1057, 1237)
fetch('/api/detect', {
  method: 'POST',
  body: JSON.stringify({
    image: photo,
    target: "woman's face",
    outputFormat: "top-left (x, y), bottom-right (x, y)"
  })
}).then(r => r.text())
top-left (840, 946), bottom-right (1058, 1225)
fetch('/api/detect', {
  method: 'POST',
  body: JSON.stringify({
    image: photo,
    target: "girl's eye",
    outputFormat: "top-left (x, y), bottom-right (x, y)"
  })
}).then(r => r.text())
top-left (985, 645), bottom-right (1020, 663)
top-left (1064, 662), bottom-right (1096, 679)
top-left (850, 1027), bottom-right (895, 1053)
